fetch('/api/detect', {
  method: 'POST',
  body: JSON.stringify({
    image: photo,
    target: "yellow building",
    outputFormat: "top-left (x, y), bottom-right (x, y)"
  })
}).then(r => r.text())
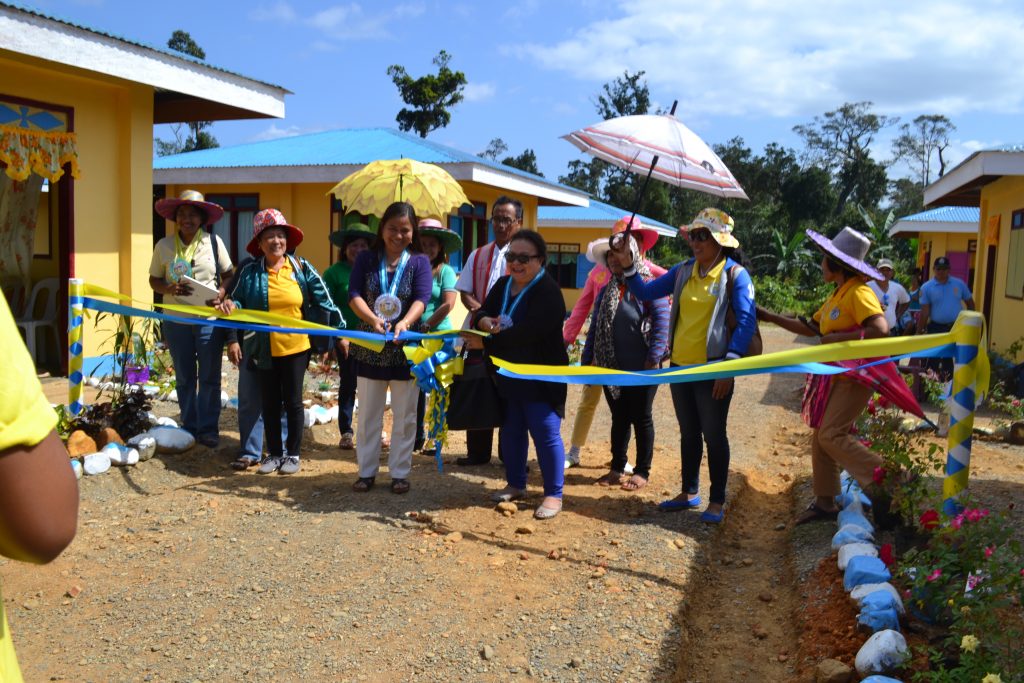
top-left (924, 145), bottom-right (1024, 355)
top-left (888, 206), bottom-right (980, 284)
top-left (0, 3), bottom-right (287, 374)
top-left (153, 127), bottom-right (590, 294)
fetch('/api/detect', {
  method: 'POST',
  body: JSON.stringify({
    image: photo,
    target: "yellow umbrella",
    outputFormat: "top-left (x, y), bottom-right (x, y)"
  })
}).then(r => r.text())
top-left (326, 159), bottom-right (470, 218)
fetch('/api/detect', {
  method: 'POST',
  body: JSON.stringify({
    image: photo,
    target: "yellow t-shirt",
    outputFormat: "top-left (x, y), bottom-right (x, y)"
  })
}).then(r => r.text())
top-left (671, 260), bottom-right (726, 365)
top-left (0, 293), bottom-right (57, 682)
top-left (813, 278), bottom-right (883, 335)
top-left (267, 259), bottom-right (311, 358)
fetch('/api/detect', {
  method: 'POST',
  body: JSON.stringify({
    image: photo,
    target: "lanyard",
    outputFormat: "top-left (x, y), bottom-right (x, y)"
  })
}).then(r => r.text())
top-left (174, 231), bottom-right (202, 264)
top-left (500, 270), bottom-right (544, 320)
top-left (379, 250), bottom-right (410, 297)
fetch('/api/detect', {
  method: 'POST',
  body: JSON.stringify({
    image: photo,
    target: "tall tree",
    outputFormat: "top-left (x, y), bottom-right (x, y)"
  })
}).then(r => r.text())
top-left (479, 138), bottom-right (508, 161)
top-left (891, 114), bottom-right (956, 186)
top-left (156, 30), bottom-right (218, 155)
top-left (386, 50), bottom-right (467, 138)
top-left (502, 149), bottom-right (543, 177)
top-left (793, 101), bottom-right (896, 216)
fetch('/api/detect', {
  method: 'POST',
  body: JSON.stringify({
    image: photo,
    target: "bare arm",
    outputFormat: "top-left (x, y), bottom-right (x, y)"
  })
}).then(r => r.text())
top-left (916, 303), bottom-right (931, 333)
top-left (756, 305), bottom-right (821, 337)
top-left (459, 290), bottom-right (482, 314)
top-left (424, 290), bottom-right (457, 331)
top-left (0, 431), bottom-right (78, 564)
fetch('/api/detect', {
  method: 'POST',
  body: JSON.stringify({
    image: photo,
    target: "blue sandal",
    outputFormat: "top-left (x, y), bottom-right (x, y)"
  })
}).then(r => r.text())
top-left (658, 496), bottom-right (702, 511)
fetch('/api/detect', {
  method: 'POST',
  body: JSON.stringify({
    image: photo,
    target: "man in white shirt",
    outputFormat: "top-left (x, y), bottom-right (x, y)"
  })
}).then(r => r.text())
top-left (867, 258), bottom-right (910, 335)
top-left (453, 196), bottom-right (523, 466)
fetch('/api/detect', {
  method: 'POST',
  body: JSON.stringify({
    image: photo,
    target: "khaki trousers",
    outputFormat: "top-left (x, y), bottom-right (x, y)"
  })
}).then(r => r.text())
top-left (811, 378), bottom-right (883, 497)
top-left (569, 384), bottom-right (603, 449)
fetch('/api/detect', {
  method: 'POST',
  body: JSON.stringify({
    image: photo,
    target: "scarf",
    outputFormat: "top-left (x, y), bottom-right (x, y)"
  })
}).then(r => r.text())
top-left (593, 236), bottom-right (651, 399)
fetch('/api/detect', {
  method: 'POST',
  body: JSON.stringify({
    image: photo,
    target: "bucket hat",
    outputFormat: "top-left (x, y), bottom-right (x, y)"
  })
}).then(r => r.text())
top-left (329, 222), bottom-right (376, 249)
top-left (681, 208), bottom-right (739, 248)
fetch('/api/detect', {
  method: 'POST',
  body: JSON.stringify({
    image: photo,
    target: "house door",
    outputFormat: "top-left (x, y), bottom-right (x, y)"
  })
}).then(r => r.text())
top-left (946, 251), bottom-right (970, 284)
top-left (982, 245), bottom-right (997, 331)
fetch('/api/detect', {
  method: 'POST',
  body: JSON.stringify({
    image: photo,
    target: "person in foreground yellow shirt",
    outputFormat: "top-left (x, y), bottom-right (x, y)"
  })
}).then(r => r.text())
top-left (0, 292), bottom-right (79, 681)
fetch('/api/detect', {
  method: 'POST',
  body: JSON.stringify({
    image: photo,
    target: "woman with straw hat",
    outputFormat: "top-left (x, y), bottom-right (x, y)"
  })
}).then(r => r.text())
top-left (610, 208), bottom-right (758, 524)
top-left (756, 226), bottom-right (889, 524)
top-left (149, 190), bottom-right (234, 448)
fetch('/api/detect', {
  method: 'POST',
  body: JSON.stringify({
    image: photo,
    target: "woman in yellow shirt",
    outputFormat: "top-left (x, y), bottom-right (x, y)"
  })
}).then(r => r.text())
top-left (756, 227), bottom-right (888, 524)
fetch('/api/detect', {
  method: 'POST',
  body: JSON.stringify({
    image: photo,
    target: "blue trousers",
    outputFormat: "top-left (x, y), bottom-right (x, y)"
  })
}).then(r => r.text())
top-left (237, 352), bottom-right (287, 460)
top-left (163, 321), bottom-right (224, 439)
top-left (670, 379), bottom-right (733, 505)
top-left (499, 400), bottom-right (565, 498)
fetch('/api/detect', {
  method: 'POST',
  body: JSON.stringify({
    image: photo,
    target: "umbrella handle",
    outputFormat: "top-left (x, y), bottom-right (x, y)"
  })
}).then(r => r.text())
top-left (610, 153), bottom-right (659, 251)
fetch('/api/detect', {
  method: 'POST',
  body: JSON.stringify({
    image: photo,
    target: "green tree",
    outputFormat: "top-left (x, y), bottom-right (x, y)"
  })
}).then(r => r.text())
top-left (752, 229), bottom-right (815, 278)
top-left (479, 138), bottom-right (508, 161)
top-left (502, 149), bottom-right (543, 177)
top-left (387, 50), bottom-right (467, 138)
top-left (793, 101), bottom-right (896, 216)
top-left (155, 30), bottom-right (218, 155)
top-left (891, 114), bottom-right (956, 186)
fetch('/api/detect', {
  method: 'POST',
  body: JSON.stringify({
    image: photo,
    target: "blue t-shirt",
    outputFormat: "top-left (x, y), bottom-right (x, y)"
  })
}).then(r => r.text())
top-left (920, 276), bottom-right (972, 324)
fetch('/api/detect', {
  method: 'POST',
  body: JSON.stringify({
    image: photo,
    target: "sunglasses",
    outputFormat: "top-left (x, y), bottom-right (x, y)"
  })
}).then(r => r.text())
top-left (687, 229), bottom-right (714, 243)
top-left (506, 251), bottom-right (539, 264)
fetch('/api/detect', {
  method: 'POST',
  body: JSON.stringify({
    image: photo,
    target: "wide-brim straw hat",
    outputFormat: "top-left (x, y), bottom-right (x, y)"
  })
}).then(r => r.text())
top-left (587, 232), bottom-right (640, 264)
top-left (246, 208), bottom-right (304, 257)
top-left (329, 222), bottom-right (376, 248)
top-left (417, 218), bottom-right (463, 253)
top-left (681, 208), bottom-right (739, 248)
top-left (154, 189), bottom-right (224, 225)
top-left (805, 226), bottom-right (883, 280)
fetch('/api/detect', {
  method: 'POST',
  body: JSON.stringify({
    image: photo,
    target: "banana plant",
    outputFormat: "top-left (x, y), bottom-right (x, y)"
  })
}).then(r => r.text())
top-left (753, 229), bottom-right (814, 278)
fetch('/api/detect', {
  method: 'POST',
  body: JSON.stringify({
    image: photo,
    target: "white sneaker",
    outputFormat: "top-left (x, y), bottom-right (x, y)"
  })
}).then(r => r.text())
top-left (564, 445), bottom-right (581, 470)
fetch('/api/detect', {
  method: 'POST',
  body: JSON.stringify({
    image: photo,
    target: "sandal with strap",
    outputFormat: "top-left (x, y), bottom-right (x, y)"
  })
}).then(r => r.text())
top-left (596, 471), bottom-right (625, 487)
top-left (352, 476), bottom-right (375, 492)
top-left (621, 474), bottom-right (648, 491)
top-left (794, 501), bottom-right (839, 526)
top-left (390, 478), bottom-right (410, 495)
top-left (230, 456), bottom-right (259, 471)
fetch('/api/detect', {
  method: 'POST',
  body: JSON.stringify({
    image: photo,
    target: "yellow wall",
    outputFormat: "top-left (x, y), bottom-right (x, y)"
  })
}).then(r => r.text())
top-left (2, 51), bottom-right (156, 367)
top-left (979, 177), bottom-right (1024, 357)
top-left (916, 231), bottom-right (976, 268)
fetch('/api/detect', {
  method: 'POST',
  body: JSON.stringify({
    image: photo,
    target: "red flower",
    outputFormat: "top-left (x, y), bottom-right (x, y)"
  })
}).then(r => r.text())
top-left (877, 396), bottom-right (891, 409)
top-left (965, 508), bottom-right (984, 523)
top-left (873, 467), bottom-right (887, 485)
top-left (984, 546), bottom-right (995, 559)
top-left (867, 401), bottom-right (877, 415)
top-left (919, 509), bottom-right (941, 530)
top-left (879, 543), bottom-right (895, 567)
top-left (927, 569), bottom-right (942, 582)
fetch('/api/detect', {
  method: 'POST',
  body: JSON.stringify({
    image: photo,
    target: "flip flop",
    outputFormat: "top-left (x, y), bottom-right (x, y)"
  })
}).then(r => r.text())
top-left (595, 471), bottom-right (625, 486)
top-left (620, 474), bottom-right (648, 491)
top-left (794, 502), bottom-right (840, 526)
top-left (658, 496), bottom-right (702, 511)
top-left (230, 456), bottom-right (259, 471)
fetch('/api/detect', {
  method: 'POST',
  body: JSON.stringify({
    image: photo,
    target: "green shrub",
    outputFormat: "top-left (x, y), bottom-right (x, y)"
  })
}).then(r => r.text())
top-left (753, 275), bottom-right (831, 317)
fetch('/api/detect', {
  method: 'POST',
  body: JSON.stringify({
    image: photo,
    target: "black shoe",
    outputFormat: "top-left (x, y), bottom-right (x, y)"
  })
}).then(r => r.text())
top-left (456, 457), bottom-right (490, 466)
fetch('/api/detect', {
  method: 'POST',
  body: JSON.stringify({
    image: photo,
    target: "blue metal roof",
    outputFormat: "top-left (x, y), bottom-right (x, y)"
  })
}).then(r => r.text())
top-left (898, 206), bottom-right (979, 223)
top-left (154, 127), bottom-right (584, 195)
top-left (1, 1), bottom-right (286, 90)
top-left (538, 198), bottom-right (674, 232)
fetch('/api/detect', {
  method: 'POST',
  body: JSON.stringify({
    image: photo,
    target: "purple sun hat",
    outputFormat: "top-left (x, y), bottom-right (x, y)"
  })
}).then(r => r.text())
top-left (805, 227), bottom-right (884, 281)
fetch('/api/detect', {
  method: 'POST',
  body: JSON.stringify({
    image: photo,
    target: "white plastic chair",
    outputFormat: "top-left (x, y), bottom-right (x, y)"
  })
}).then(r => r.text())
top-left (16, 277), bottom-right (59, 367)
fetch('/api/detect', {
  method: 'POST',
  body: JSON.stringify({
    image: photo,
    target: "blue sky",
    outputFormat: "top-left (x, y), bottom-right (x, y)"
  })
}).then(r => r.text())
top-left (32, 0), bottom-right (1024, 185)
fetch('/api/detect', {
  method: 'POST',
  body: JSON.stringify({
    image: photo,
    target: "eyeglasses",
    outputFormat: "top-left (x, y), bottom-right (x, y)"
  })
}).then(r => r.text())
top-left (505, 251), bottom-right (539, 264)
top-left (882, 293), bottom-right (890, 307)
top-left (492, 215), bottom-right (519, 227)
top-left (688, 229), bottom-right (714, 243)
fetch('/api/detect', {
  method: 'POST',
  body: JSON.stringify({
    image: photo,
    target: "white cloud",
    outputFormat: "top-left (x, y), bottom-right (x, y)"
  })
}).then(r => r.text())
top-left (463, 82), bottom-right (496, 102)
top-left (249, 1), bottom-right (297, 23)
top-left (516, 0), bottom-right (1024, 119)
top-left (249, 124), bottom-right (324, 142)
top-left (276, 2), bottom-right (432, 41)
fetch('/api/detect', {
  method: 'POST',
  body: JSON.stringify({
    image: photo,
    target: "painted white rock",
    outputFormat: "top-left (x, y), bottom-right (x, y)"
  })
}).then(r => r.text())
top-left (220, 390), bottom-right (230, 407)
top-left (70, 458), bottom-right (83, 479)
top-left (838, 543), bottom-right (879, 570)
top-left (326, 405), bottom-right (339, 421)
top-left (855, 629), bottom-right (909, 677)
top-left (102, 442), bottom-right (139, 466)
top-left (303, 409), bottom-right (316, 428)
top-left (86, 377), bottom-right (100, 387)
top-left (168, 389), bottom-right (178, 402)
top-left (83, 451), bottom-right (111, 476)
top-left (155, 416), bottom-right (178, 428)
top-left (851, 583), bottom-right (905, 615)
top-left (126, 434), bottom-right (157, 462)
top-left (148, 426), bottom-right (195, 454)
top-left (141, 384), bottom-right (160, 397)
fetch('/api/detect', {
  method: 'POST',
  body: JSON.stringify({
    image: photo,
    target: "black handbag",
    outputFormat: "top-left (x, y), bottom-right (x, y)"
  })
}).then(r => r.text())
top-left (446, 357), bottom-right (505, 430)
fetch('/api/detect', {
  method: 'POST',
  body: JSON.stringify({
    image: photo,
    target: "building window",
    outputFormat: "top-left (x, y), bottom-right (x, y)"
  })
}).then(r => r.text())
top-left (546, 243), bottom-right (580, 288)
top-left (447, 202), bottom-right (487, 270)
top-left (205, 194), bottom-right (259, 265)
top-left (1007, 210), bottom-right (1024, 300)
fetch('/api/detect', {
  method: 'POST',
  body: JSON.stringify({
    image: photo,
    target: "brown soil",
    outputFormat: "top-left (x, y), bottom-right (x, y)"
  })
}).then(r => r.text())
top-left (4, 326), bottom-right (1023, 682)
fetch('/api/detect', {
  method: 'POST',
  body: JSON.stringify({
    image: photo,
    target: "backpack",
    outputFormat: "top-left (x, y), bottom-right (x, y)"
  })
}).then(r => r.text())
top-left (725, 265), bottom-right (763, 356)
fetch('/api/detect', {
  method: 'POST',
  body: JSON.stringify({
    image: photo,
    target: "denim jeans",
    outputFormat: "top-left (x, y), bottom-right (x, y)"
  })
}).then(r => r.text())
top-left (670, 378), bottom-right (733, 505)
top-left (238, 352), bottom-right (287, 460)
top-left (500, 400), bottom-right (565, 498)
top-left (337, 353), bottom-right (357, 436)
top-left (163, 321), bottom-right (224, 439)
